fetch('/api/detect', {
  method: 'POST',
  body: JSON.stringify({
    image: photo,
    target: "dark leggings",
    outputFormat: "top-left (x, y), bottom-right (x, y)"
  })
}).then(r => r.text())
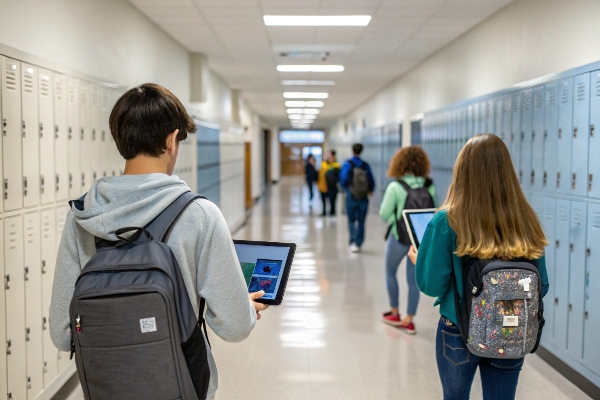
top-left (321, 191), bottom-right (337, 214)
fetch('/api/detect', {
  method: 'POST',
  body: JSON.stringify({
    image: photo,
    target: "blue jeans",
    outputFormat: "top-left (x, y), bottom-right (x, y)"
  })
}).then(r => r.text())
top-left (346, 196), bottom-right (369, 247)
top-left (436, 317), bottom-right (524, 400)
top-left (385, 235), bottom-right (419, 315)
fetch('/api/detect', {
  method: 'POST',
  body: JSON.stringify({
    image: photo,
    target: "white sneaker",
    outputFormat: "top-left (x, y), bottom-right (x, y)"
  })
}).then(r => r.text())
top-left (349, 243), bottom-right (360, 253)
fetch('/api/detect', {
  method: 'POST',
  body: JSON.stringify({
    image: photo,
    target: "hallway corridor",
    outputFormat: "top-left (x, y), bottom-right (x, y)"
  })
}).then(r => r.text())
top-left (211, 177), bottom-right (589, 400)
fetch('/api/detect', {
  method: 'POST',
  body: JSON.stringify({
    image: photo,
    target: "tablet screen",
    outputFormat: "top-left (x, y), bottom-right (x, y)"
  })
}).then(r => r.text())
top-left (408, 211), bottom-right (435, 247)
top-left (234, 243), bottom-right (292, 301)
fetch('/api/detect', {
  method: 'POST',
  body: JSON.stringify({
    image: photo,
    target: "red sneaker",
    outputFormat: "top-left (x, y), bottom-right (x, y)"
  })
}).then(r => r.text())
top-left (382, 312), bottom-right (402, 326)
top-left (397, 322), bottom-right (416, 335)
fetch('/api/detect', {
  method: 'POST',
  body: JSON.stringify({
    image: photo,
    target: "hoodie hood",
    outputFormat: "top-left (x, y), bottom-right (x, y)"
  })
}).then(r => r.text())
top-left (71, 173), bottom-right (190, 240)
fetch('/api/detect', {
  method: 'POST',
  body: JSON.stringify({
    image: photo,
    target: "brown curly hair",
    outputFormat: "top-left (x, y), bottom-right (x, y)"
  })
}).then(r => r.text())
top-left (387, 146), bottom-right (430, 178)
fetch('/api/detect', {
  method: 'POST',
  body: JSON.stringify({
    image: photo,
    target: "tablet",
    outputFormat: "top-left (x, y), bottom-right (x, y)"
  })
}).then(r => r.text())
top-left (233, 240), bottom-right (296, 306)
top-left (401, 209), bottom-right (437, 250)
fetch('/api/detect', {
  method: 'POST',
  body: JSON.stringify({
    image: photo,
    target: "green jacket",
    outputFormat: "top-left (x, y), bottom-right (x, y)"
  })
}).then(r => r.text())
top-left (415, 210), bottom-right (549, 325)
top-left (379, 175), bottom-right (436, 241)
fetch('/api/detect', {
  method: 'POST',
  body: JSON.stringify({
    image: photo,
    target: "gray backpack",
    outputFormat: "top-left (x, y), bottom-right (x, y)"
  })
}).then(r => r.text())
top-left (454, 259), bottom-right (544, 359)
top-left (69, 192), bottom-right (210, 400)
top-left (348, 160), bottom-right (370, 199)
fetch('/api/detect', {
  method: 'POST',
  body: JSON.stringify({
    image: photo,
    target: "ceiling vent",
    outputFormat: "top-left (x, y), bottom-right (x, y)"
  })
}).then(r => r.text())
top-left (280, 51), bottom-right (330, 61)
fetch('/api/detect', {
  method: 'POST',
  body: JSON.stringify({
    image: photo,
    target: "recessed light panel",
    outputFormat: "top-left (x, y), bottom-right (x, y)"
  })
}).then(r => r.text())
top-left (287, 108), bottom-right (320, 114)
top-left (285, 101), bottom-right (325, 108)
top-left (278, 65), bottom-right (344, 72)
top-left (264, 15), bottom-right (371, 27)
top-left (283, 92), bottom-right (329, 99)
top-left (281, 80), bottom-right (336, 86)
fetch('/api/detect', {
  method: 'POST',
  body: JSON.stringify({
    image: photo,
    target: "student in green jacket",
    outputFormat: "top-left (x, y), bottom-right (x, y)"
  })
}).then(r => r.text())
top-left (379, 146), bottom-right (435, 334)
top-left (408, 134), bottom-right (549, 400)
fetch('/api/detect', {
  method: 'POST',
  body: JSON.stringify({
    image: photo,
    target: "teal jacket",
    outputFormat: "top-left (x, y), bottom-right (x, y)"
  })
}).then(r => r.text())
top-left (415, 210), bottom-right (549, 325)
top-left (379, 175), bottom-right (436, 241)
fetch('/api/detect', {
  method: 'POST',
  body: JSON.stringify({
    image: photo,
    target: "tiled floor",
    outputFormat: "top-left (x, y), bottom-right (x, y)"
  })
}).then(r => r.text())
top-left (62, 177), bottom-right (591, 400)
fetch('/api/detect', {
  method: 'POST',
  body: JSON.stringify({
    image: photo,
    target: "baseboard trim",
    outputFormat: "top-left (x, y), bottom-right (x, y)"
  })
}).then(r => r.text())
top-left (537, 346), bottom-right (600, 399)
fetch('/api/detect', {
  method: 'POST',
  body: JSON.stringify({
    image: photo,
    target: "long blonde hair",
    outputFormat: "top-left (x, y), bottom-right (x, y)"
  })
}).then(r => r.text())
top-left (441, 133), bottom-right (547, 260)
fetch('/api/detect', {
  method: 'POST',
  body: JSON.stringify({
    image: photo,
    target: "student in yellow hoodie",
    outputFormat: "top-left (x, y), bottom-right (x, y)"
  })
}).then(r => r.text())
top-left (317, 150), bottom-right (340, 216)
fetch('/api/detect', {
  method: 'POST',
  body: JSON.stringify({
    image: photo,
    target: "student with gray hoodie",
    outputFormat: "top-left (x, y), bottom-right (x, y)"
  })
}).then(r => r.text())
top-left (49, 83), bottom-right (267, 399)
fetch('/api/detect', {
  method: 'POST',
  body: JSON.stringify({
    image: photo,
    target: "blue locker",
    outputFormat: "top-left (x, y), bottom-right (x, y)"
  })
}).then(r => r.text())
top-left (458, 106), bottom-right (467, 160)
top-left (583, 204), bottom-right (600, 375)
top-left (479, 100), bottom-right (486, 134)
top-left (532, 86), bottom-right (545, 190)
top-left (557, 78), bottom-right (573, 193)
top-left (467, 104), bottom-right (474, 140)
top-left (554, 199), bottom-right (570, 350)
top-left (495, 97), bottom-right (503, 138)
top-left (542, 197), bottom-right (557, 345)
top-left (521, 89), bottom-right (534, 189)
top-left (571, 73), bottom-right (590, 196)
top-left (471, 102), bottom-right (479, 140)
top-left (510, 92), bottom-right (522, 178)
top-left (544, 82), bottom-right (559, 191)
top-left (487, 99), bottom-right (495, 134)
top-left (589, 71), bottom-right (600, 198)
top-left (567, 201), bottom-right (587, 360)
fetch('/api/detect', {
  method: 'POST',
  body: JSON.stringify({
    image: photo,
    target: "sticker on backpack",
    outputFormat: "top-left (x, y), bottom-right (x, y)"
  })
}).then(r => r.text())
top-left (140, 317), bottom-right (157, 333)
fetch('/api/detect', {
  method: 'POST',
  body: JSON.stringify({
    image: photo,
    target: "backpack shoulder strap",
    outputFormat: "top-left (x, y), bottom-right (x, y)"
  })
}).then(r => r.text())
top-left (397, 180), bottom-right (411, 192)
top-left (146, 191), bottom-right (206, 242)
top-left (424, 178), bottom-right (433, 188)
top-left (348, 160), bottom-right (356, 168)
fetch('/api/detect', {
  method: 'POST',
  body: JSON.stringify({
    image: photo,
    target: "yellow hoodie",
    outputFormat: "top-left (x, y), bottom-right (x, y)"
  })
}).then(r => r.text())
top-left (317, 161), bottom-right (340, 193)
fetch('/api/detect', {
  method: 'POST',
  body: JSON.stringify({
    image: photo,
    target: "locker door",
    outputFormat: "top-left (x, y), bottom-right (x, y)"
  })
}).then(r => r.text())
top-left (542, 197), bottom-right (557, 345)
top-left (100, 87), bottom-right (109, 177)
top-left (501, 95), bottom-right (511, 148)
top-left (40, 209), bottom-right (57, 387)
top-left (22, 65), bottom-right (41, 208)
top-left (23, 212), bottom-right (43, 398)
top-left (531, 86), bottom-right (545, 190)
top-left (510, 92), bottom-right (522, 179)
top-left (554, 200), bottom-right (570, 350)
top-left (544, 82), bottom-right (559, 191)
top-left (571, 74), bottom-right (590, 196)
top-left (567, 202), bottom-right (586, 360)
top-left (589, 71), bottom-right (600, 198)
top-left (38, 70), bottom-right (55, 205)
top-left (479, 100), bottom-right (487, 134)
top-left (79, 81), bottom-right (92, 192)
top-left (55, 206), bottom-right (71, 372)
top-left (487, 99), bottom-right (494, 134)
top-left (67, 77), bottom-right (82, 198)
top-left (2, 57), bottom-right (23, 211)
top-left (53, 74), bottom-right (69, 201)
top-left (5, 215), bottom-right (27, 400)
top-left (495, 98), bottom-right (502, 138)
top-left (557, 78), bottom-right (573, 193)
top-left (521, 89), bottom-right (534, 189)
top-left (0, 219), bottom-right (6, 399)
top-left (583, 204), bottom-right (600, 375)
top-left (91, 84), bottom-right (101, 181)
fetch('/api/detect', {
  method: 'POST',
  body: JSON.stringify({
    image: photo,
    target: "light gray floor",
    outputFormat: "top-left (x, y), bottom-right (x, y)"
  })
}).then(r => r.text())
top-left (61, 177), bottom-right (591, 400)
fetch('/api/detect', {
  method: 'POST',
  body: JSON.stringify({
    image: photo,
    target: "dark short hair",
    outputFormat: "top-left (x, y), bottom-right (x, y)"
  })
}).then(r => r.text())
top-left (109, 83), bottom-right (196, 159)
top-left (352, 143), bottom-right (363, 155)
top-left (329, 149), bottom-right (336, 157)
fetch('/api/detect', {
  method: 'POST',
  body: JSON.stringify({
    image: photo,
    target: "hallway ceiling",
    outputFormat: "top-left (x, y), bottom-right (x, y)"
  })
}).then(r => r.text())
top-left (128, 0), bottom-right (513, 127)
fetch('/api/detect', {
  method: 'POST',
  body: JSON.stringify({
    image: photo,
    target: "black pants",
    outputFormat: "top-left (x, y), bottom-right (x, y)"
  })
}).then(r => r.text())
top-left (307, 180), bottom-right (315, 200)
top-left (321, 191), bottom-right (337, 215)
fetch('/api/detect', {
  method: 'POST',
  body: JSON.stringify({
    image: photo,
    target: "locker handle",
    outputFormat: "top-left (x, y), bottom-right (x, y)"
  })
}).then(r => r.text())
top-left (558, 128), bottom-right (562, 139)
top-left (556, 240), bottom-right (560, 248)
top-left (4, 179), bottom-right (7, 200)
top-left (574, 126), bottom-right (578, 138)
top-left (531, 170), bottom-right (535, 185)
top-left (81, 128), bottom-right (84, 140)
top-left (572, 173), bottom-right (576, 190)
top-left (6, 340), bottom-right (11, 355)
top-left (24, 267), bottom-right (29, 281)
top-left (554, 297), bottom-right (558, 305)
top-left (592, 124), bottom-right (596, 138)
top-left (92, 129), bottom-right (96, 141)
top-left (55, 125), bottom-right (59, 139)
top-left (39, 122), bottom-right (43, 138)
top-left (588, 248), bottom-right (591, 257)
top-left (22, 120), bottom-right (26, 138)
top-left (569, 304), bottom-right (573, 311)
top-left (543, 171), bottom-right (547, 187)
top-left (570, 243), bottom-right (574, 252)
top-left (68, 127), bottom-right (72, 140)
top-left (42, 317), bottom-right (47, 330)
top-left (43, 362), bottom-right (48, 374)
top-left (27, 377), bottom-right (31, 389)
top-left (23, 177), bottom-right (27, 197)
top-left (590, 174), bottom-right (594, 192)
top-left (42, 260), bottom-right (46, 274)
top-left (544, 129), bottom-right (548, 138)
top-left (102, 130), bottom-right (106, 141)
top-left (521, 131), bottom-right (524, 140)
top-left (4, 274), bottom-right (9, 290)
top-left (25, 327), bottom-right (30, 342)
top-left (40, 175), bottom-right (45, 194)
top-left (532, 130), bottom-right (535, 139)
top-left (585, 311), bottom-right (589, 320)
top-left (557, 172), bottom-right (561, 188)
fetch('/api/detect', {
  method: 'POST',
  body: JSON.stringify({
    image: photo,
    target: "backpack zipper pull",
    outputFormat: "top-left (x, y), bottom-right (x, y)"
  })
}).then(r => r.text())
top-left (75, 315), bottom-right (81, 334)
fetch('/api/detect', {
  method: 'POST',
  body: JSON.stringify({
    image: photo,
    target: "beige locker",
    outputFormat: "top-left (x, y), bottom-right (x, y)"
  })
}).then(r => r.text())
top-left (112, 91), bottom-right (123, 176)
top-left (53, 73), bottom-right (69, 202)
top-left (4, 215), bottom-right (27, 400)
top-left (22, 64), bottom-right (41, 208)
top-left (40, 209), bottom-right (57, 387)
top-left (67, 77), bottom-right (82, 199)
top-left (39, 70), bottom-right (55, 205)
top-left (91, 84), bottom-right (101, 180)
top-left (2, 57), bottom-right (23, 211)
top-left (23, 212), bottom-right (43, 399)
top-left (54, 205), bottom-right (70, 373)
top-left (79, 81), bottom-right (92, 192)
top-left (0, 218), bottom-right (7, 399)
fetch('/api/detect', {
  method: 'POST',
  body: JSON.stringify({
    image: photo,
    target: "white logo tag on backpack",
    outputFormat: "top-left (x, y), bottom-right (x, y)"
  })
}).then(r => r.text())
top-left (140, 317), bottom-right (157, 333)
top-left (503, 316), bottom-right (519, 327)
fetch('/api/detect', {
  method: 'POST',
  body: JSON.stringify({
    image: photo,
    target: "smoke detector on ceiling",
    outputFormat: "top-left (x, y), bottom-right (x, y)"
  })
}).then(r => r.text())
top-left (280, 51), bottom-right (330, 61)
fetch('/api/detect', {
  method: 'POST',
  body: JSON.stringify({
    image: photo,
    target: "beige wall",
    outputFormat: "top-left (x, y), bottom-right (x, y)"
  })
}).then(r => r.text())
top-left (331, 0), bottom-right (600, 143)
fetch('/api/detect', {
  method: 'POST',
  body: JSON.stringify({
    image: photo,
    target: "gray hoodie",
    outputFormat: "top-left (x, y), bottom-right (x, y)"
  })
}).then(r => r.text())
top-left (49, 173), bottom-right (256, 399)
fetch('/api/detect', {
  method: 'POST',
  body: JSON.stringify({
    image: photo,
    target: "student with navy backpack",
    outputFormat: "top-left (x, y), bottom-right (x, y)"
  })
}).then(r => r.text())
top-left (408, 134), bottom-right (549, 400)
top-left (379, 146), bottom-right (434, 334)
top-left (49, 84), bottom-right (268, 400)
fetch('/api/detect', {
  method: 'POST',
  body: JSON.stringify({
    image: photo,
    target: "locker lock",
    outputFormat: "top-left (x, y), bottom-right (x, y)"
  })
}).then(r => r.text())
top-left (590, 174), bottom-right (594, 192)
top-left (43, 362), bottom-right (48, 374)
top-left (55, 125), bottom-right (59, 139)
top-left (24, 267), bottom-right (29, 281)
top-left (544, 129), bottom-right (548, 138)
top-left (56, 174), bottom-right (60, 192)
top-left (558, 128), bottom-right (562, 139)
top-left (557, 172), bottom-right (561, 188)
top-left (81, 128), bottom-right (84, 140)
top-left (42, 317), bottom-right (47, 330)
top-left (25, 327), bottom-right (30, 342)
top-left (555, 298), bottom-right (559, 305)
top-left (592, 124), bottom-right (596, 138)
top-left (570, 243), bottom-right (574, 252)
top-left (40, 175), bottom-right (45, 194)
top-left (4, 179), bottom-right (8, 200)
top-left (585, 311), bottom-right (589, 320)
top-left (42, 260), bottom-right (46, 274)
top-left (572, 173), bottom-right (577, 190)
top-left (543, 171), bottom-right (548, 187)
top-left (22, 120), bottom-right (26, 138)
top-left (569, 304), bottom-right (573, 311)
top-left (588, 248), bottom-right (592, 257)
top-left (4, 274), bottom-right (9, 290)
top-left (519, 169), bottom-right (523, 183)
top-left (6, 340), bottom-right (11, 355)
top-left (556, 240), bottom-right (560, 248)
top-left (521, 131), bottom-right (525, 140)
top-left (39, 123), bottom-right (43, 138)
top-left (68, 127), bottom-right (72, 140)
top-left (92, 129), bottom-right (96, 140)
top-left (531, 170), bottom-right (535, 185)
top-left (574, 126), bottom-right (578, 138)
top-left (27, 377), bottom-right (31, 389)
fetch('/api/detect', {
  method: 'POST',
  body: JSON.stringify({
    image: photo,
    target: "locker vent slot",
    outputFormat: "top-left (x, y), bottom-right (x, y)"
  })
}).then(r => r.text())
top-left (576, 82), bottom-right (586, 102)
top-left (23, 72), bottom-right (34, 94)
top-left (513, 95), bottom-right (521, 113)
top-left (496, 100), bottom-right (502, 116)
top-left (504, 97), bottom-right (511, 114)
top-left (55, 79), bottom-right (63, 100)
top-left (524, 92), bottom-right (532, 113)
top-left (102, 90), bottom-right (109, 108)
top-left (547, 89), bottom-right (556, 108)
top-left (596, 80), bottom-right (600, 97)
top-left (593, 212), bottom-right (600, 230)
top-left (481, 103), bottom-right (487, 119)
top-left (69, 83), bottom-right (75, 103)
top-left (561, 86), bottom-right (569, 104)
top-left (5, 69), bottom-right (17, 91)
top-left (559, 206), bottom-right (568, 224)
top-left (81, 86), bottom-right (87, 105)
top-left (544, 207), bottom-right (554, 223)
top-left (573, 208), bottom-right (583, 228)
top-left (93, 87), bottom-right (99, 107)
top-left (40, 76), bottom-right (50, 97)
top-left (534, 92), bottom-right (542, 109)
top-left (488, 101), bottom-right (493, 118)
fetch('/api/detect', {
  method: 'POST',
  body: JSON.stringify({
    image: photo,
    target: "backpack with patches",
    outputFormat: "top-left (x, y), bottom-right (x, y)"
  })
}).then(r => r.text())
top-left (69, 191), bottom-right (210, 399)
top-left (454, 259), bottom-right (545, 359)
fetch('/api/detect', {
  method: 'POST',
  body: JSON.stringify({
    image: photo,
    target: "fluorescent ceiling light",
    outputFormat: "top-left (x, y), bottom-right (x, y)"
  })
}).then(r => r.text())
top-left (302, 114), bottom-right (318, 119)
top-left (287, 108), bottom-right (320, 114)
top-left (281, 80), bottom-right (336, 86)
top-left (283, 92), bottom-right (329, 99)
top-left (285, 101), bottom-right (324, 108)
top-left (289, 115), bottom-right (303, 120)
top-left (278, 65), bottom-right (344, 72)
top-left (264, 15), bottom-right (371, 27)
